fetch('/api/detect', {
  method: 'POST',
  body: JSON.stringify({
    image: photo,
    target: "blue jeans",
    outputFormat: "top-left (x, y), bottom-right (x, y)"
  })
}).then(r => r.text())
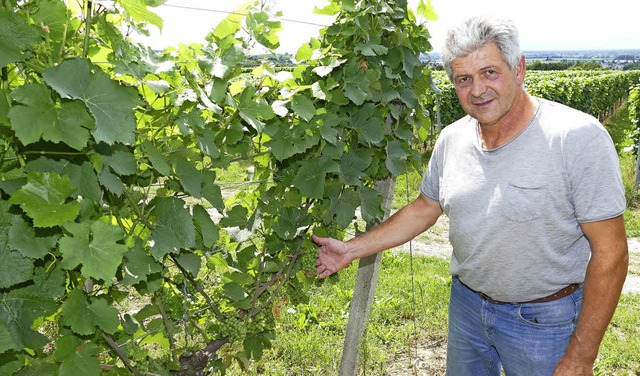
top-left (447, 276), bottom-right (583, 376)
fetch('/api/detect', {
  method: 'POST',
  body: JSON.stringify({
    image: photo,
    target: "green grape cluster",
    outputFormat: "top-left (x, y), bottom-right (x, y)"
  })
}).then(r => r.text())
top-left (218, 316), bottom-right (246, 341)
top-left (247, 310), bottom-right (275, 335)
top-left (285, 280), bottom-right (310, 305)
top-left (299, 249), bottom-right (318, 274)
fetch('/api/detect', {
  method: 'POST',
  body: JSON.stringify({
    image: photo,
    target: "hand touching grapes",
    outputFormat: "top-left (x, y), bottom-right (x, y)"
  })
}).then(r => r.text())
top-left (311, 234), bottom-right (352, 278)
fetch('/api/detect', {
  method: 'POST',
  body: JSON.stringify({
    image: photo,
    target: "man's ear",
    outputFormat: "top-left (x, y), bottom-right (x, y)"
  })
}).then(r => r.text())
top-left (516, 54), bottom-right (527, 84)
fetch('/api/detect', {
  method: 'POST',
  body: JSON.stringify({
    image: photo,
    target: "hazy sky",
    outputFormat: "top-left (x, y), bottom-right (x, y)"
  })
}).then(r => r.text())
top-left (138, 0), bottom-right (640, 52)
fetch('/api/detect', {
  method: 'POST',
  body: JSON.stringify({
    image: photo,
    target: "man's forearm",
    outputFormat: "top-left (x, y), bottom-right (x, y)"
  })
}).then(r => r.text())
top-left (562, 242), bottom-right (628, 367)
top-left (345, 195), bottom-right (442, 262)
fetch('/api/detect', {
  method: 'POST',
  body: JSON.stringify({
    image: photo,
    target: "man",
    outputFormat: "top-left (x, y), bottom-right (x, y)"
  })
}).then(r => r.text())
top-left (312, 16), bottom-right (629, 375)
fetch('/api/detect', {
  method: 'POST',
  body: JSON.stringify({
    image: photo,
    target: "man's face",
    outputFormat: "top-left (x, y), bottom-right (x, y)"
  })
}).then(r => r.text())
top-left (451, 42), bottom-right (525, 127)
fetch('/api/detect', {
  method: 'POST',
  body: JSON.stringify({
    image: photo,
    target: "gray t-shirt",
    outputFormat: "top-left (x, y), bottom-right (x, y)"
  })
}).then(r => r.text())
top-left (421, 98), bottom-right (626, 302)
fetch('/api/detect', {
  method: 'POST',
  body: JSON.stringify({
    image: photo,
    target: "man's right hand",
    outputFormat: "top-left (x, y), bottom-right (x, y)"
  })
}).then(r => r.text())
top-left (311, 234), bottom-right (352, 278)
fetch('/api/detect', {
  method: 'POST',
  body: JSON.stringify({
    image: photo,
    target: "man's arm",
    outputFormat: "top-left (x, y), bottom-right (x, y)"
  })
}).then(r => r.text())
top-left (554, 214), bottom-right (629, 375)
top-left (313, 194), bottom-right (443, 278)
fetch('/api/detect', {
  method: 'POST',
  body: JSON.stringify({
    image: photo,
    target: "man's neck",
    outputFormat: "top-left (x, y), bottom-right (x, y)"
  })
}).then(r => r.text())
top-left (478, 92), bottom-right (538, 150)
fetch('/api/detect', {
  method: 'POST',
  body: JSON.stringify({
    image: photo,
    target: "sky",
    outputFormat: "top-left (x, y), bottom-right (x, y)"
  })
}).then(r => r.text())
top-left (136, 0), bottom-right (640, 53)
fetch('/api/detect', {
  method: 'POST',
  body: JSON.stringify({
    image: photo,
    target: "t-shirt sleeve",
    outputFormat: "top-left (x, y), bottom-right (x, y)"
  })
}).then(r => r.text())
top-left (568, 129), bottom-right (626, 223)
top-left (420, 140), bottom-right (442, 203)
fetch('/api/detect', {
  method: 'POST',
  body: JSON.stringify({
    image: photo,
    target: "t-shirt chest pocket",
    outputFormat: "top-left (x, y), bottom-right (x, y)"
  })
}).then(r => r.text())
top-left (501, 182), bottom-right (548, 222)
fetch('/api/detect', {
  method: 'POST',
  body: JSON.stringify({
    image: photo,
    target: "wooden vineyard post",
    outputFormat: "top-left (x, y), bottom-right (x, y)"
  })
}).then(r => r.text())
top-left (338, 174), bottom-right (397, 374)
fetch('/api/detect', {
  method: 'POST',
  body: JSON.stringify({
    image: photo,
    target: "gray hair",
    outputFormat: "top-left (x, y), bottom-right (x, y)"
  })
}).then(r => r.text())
top-left (441, 16), bottom-right (522, 82)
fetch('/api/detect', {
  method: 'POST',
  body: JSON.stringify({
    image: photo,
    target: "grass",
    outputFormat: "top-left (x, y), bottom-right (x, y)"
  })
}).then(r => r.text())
top-left (226, 253), bottom-right (452, 375)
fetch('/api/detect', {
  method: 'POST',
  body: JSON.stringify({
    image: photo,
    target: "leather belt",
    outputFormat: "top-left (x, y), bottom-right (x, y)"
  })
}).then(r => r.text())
top-left (477, 283), bottom-right (580, 305)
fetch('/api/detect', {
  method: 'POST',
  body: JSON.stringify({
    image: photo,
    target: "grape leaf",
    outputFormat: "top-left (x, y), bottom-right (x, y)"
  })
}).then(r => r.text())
top-left (175, 251), bottom-right (201, 277)
top-left (150, 197), bottom-right (196, 260)
top-left (8, 83), bottom-right (93, 149)
top-left (359, 186), bottom-right (384, 223)
top-left (385, 139), bottom-right (409, 176)
top-left (291, 157), bottom-right (337, 199)
top-left (200, 172), bottom-right (224, 211)
top-left (99, 168), bottom-right (125, 196)
top-left (195, 128), bottom-right (220, 158)
top-left (236, 86), bottom-right (275, 132)
top-left (9, 216), bottom-right (58, 259)
top-left (0, 89), bottom-right (9, 125)
top-left (402, 46), bottom-right (422, 79)
top-left (243, 333), bottom-right (272, 362)
top-left (192, 205), bottom-right (219, 248)
top-left (59, 221), bottom-right (129, 282)
top-left (101, 144), bottom-right (137, 176)
top-left (291, 94), bottom-right (316, 122)
top-left (222, 282), bottom-right (247, 302)
top-left (43, 58), bottom-right (138, 145)
top-left (349, 103), bottom-right (384, 145)
top-left (60, 289), bottom-right (119, 335)
top-left (30, 0), bottom-right (69, 39)
top-left (219, 205), bottom-right (249, 229)
top-left (172, 155), bottom-right (202, 197)
top-left (25, 158), bottom-right (102, 202)
top-left (0, 352), bottom-right (23, 375)
top-left (417, 0), bottom-right (438, 20)
top-left (8, 171), bottom-right (80, 228)
top-left (0, 201), bottom-right (13, 249)
top-left (31, 263), bottom-right (66, 300)
top-left (0, 8), bottom-right (40, 67)
top-left (340, 148), bottom-right (373, 185)
top-left (55, 335), bottom-right (101, 376)
top-left (212, 2), bottom-right (248, 41)
top-left (264, 119), bottom-right (321, 161)
top-left (0, 248), bottom-right (33, 289)
top-left (246, 11), bottom-right (281, 50)
top-left (343, 63), bottom-right (370, 106)
top-left (0, 282), bottom-right (58, 352)
top-left (118, 0), bottom-right (163, 30)
top-left (335, 188), bottom-right (360, 228)
top-left (122, 239), bottom-right (163, 286)
top-left (0, 321), bottom-right (19, 354)
top-left (13, 360), bottom-right (58, 376)
top-left (273, 206), bottom-right (310, 240)
top-left (142, 141), bottom-right (171, 176)
top-left (355, 42), bottom-right (388, 56)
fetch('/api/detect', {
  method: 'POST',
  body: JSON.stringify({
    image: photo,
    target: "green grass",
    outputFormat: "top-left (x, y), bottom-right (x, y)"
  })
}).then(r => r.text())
top-left (226, 253), bottom-right (451, 375)
top-left (597, 294), bottom-right (640, 375)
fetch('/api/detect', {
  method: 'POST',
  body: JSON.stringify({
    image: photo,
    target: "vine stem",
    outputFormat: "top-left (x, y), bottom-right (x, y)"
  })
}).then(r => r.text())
top-left (102, 333), bottom-right (144, 376)
top-left (82, 0), bottom-right (92, 58)
top-left (170, 254), bottom-right (223, 318)
top-left (154, 294), bottom-right (178, 363)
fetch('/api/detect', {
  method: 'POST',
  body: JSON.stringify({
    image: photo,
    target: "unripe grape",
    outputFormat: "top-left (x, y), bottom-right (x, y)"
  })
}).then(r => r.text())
top-left (299, 248), bottom-right (318, 274)
top-left (218, 316), bottom-right (246, 341)
top-left (285, 279), bottom-right (310, 305)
